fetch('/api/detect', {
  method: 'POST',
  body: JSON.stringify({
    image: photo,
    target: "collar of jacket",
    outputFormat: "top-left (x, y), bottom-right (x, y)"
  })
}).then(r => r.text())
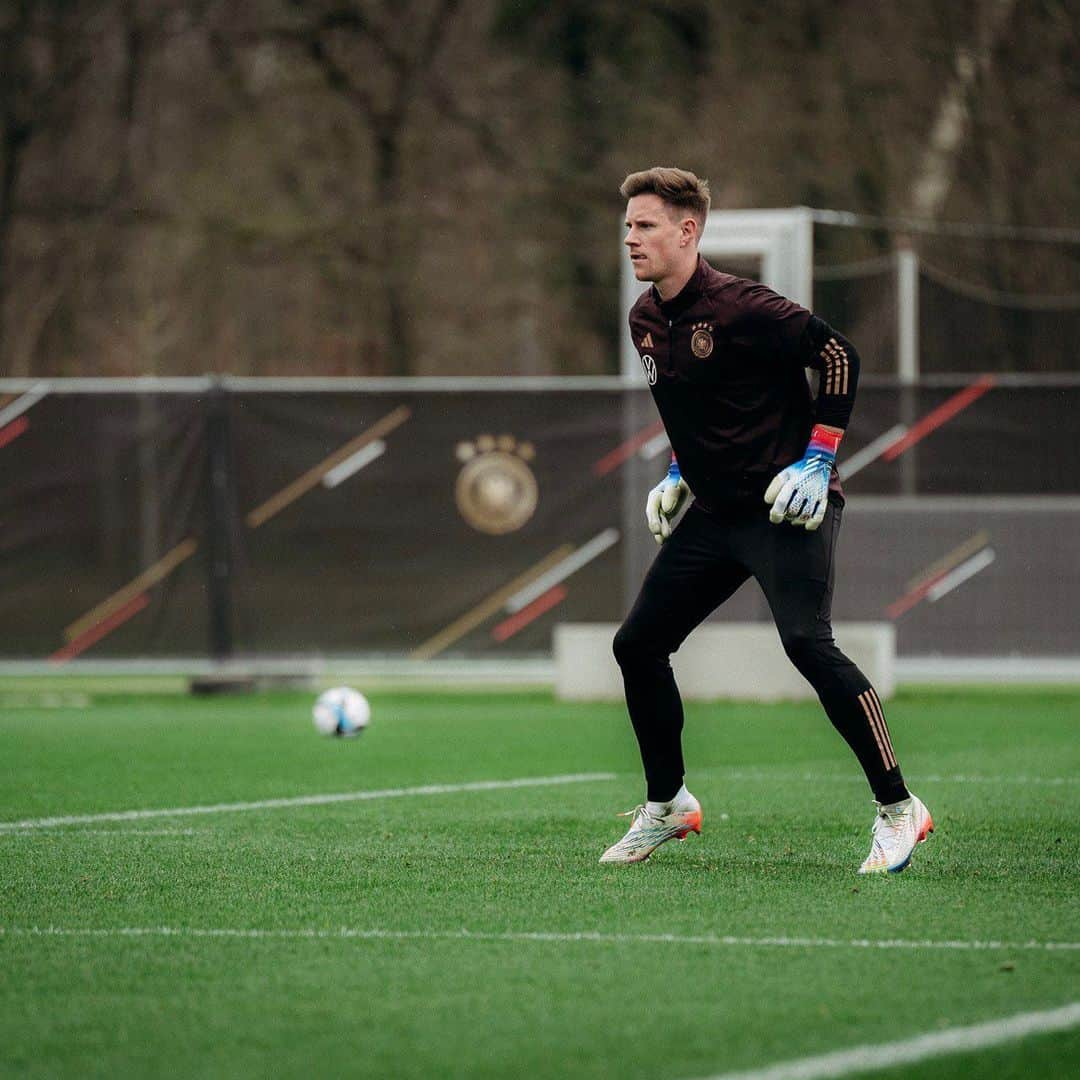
top-left (652, 256), bottom-right (708, 321)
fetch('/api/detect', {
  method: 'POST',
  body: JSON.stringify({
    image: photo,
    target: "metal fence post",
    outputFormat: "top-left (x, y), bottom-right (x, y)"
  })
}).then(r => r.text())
top-left (205, 379), bottom-right (234, 659)
top-left (897, 248), bottom-right (920, 384)
top-left (896, 248), bottom-right (920, 496)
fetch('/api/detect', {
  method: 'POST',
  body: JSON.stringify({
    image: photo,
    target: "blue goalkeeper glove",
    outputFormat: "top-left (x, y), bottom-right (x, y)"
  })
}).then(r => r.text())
top-left (646, 459), bottom-right (691, 544)
top-left (764, 424), bottom-right (843, 531)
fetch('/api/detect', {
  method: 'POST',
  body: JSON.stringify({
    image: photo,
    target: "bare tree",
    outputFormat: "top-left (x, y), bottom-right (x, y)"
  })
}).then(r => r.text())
top-left (0, 1), bottom-right (95, 372)
top-left (492, 0), bottom-right (711, 371)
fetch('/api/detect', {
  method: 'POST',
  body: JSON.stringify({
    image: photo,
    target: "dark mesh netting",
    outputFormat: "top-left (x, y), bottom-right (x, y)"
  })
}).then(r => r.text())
top-left (1, 380), bottom-right (1077, 661)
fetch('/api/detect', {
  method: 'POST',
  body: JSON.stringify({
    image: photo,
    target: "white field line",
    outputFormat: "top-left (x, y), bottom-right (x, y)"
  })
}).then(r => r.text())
top-left (700, 768), bottom-right (1079, 786)
top-left (0, 695), bottom-right (92, 709)
top-left (2, 926), bottom-right (1078, 952)
top-left (2, 829), bottom-right (197, 837)
top-left (321, 439), bottom-right (386, 488)
top-left (927, 547), bottom-right (996, 602)
top-left (504, 528), bottom-right (620, 613)
top-left (0, 773), bottom-right (615, 832)
top-left (0, 381), bottom-right (50, 428)
top-left (837, 424), bottom-right (908, 481)
top-left (914, 772), bottom-right (1078, 785)
top-left (687, 1001), bottom-right (1080, 1080)
top-left (638, 430), bottom-right (671, 460)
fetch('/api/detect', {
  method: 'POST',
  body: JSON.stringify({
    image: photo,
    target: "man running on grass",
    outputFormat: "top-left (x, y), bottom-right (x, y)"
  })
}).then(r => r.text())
top-left (601, 166), bottom-right (932, 874)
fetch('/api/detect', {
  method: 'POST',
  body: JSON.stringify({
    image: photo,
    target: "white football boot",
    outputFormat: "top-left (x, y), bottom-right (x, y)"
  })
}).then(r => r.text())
top-left (858, 793), bottom-right (934, 874)
top-left (599, 788), bottom-right (702, 865)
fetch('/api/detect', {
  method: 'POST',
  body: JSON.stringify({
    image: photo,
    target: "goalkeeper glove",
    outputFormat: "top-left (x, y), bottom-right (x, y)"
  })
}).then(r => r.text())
top-left (646, 459), bottom-right (691, 544)
top-left (764, 424), bottom-right (843, 531)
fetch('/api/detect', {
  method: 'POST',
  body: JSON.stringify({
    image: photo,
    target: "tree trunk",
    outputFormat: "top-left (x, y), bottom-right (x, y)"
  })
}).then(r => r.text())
top-left (0, 113), bottom-right (30, 373)
top-left (375, 124), bottom-right (413, 375)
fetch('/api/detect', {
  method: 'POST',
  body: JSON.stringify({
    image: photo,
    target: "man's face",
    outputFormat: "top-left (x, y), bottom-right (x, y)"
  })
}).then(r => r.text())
top-left (624, 194), bottom-right (693, 283)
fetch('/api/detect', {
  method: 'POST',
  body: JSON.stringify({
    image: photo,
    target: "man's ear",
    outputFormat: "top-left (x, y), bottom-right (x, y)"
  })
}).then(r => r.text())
top-left (680, 216), bottom-right (699, 247)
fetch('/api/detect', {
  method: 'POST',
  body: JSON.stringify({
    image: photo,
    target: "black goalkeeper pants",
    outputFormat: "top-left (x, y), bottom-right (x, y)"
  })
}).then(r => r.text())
top-left (613, 501), bottom-right (908, 804)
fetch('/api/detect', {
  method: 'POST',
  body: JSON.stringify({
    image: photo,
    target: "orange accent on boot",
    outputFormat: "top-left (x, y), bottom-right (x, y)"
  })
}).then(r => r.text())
top-left (679, 809), bottom-right (703, 836)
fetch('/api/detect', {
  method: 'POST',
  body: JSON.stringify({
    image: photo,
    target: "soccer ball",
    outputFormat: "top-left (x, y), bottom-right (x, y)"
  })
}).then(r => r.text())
top-left (312, 686), bottom-right (371, 737)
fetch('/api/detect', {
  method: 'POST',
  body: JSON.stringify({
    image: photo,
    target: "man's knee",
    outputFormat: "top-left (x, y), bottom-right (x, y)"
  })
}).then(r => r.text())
top-left (613, 621), bottom-right (665, 670)
top-left (779, 626), bottom-right (831, 671)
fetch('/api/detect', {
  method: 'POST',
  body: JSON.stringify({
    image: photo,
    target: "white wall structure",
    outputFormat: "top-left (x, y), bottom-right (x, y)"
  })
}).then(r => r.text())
top-left (554, 622), bottom-right (895, 702)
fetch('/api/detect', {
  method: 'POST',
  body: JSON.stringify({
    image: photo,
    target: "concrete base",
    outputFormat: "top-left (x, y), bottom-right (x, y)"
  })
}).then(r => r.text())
top-left (554, 622), bottom-right (896, 702)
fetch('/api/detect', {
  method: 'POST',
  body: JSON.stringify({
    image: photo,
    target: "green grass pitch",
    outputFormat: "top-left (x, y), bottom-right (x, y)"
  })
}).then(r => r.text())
top-left (1, 682), bottom-right (1078, 1079)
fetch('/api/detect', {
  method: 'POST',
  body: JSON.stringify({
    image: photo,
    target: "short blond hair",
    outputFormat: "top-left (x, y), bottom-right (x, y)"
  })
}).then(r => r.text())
top-left (620, 167), bottom-right (711, 230)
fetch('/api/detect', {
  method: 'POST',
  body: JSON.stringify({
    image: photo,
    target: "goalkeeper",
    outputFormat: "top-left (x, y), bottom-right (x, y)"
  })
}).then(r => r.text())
top-left (602, 167), bottom-right (932, 875)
